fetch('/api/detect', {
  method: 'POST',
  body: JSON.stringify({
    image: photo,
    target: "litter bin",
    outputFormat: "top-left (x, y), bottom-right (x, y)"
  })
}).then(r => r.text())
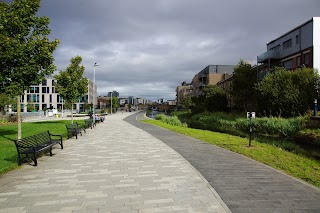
top-left (55, 114), bottom-right (59, 118)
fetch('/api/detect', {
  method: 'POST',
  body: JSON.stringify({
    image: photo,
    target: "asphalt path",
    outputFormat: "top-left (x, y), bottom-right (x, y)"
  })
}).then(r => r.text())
top-left (124, 111), bottom-right (320, 213)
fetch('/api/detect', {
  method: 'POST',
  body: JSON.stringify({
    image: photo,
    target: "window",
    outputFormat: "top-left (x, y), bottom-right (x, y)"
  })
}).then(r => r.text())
top-left (52, 87), bottom-right (55, 93)
top-left (296, 56), bottom-right (301, 67)
top-left (47, 87), bottom-right (49, 93)
top-left (283, 59), bottom-right (293, 69)
top-left (304, 53), bottom-right (310, 65)
top-left (49, 94), bottom-right (52, 103)
top-left (42, 104), bottom-right (47, 110)
top-left (52, 79), bottom-right (55, 86)
top-left (283, 39), bottom-right (292, 50)
top-left (270, 44), bottom-right (281, 51)
top-left (42, 87), bottom-right (47, 93)
top-left (42, 95), bottom-right (45, 102)
top-left (21, 95), bottom-right (24, 102)
top-left (296, 35), bottom-right (299, 45)
top-left (42, 79), bottom-right (47, 86)
top-left (27, 95), bottom-right (30, 102)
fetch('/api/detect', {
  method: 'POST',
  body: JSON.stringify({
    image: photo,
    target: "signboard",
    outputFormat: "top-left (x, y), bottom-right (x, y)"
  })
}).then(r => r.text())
top-left (247, 112), bottom-right (255, 118)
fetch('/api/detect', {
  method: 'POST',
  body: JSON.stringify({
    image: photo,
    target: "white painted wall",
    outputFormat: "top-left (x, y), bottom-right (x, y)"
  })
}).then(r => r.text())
top-left (313, 17), bottom-right (320, 72)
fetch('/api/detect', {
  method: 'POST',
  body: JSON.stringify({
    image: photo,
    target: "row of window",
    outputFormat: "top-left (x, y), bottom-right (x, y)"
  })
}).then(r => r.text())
top-left (282, 52), bottom-right (309, 70)
top-left (270, 34), bottom-right (300, 51)
top-left (20, 94), bottom-right (82, 103)
top-left (41, 79), bottom-right (55, 86)
top-left (28, 87), bottom-right (56, 94)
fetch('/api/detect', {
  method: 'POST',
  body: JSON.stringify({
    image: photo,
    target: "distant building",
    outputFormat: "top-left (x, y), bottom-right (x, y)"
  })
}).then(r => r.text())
top-left (176, 81), bottom-right (192, 106)
top-left (164, 100), bottom-right (177, 106)
top-left (217, 75), bottom-right (234, 108)
top-left (108, 91), bottom-right (119, 97)
top-left (19, 76), bottom-right (96, 112)
top-left (257, 17), bottom-right (320, 79)
top-left (191, 65), bottom-right (235, 96)
top-left (97, 96), bottom-right (111, 109)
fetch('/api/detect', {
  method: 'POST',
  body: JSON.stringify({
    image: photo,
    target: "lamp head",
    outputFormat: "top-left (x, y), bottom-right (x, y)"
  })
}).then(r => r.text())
top-left (94, 62), bottom-right (99, 67)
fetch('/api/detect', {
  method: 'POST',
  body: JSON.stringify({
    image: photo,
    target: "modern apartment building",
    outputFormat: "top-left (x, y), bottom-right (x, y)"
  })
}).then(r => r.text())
top-left (191, 65), bottom-right (235, 96)
top-left (176, 81), bottom-right (192, 106)
top-left (257, 17), bottom-right (320, 79)
top-left (217, 75), bottom-right (234, 108)
top-left (20, 76), bottom-right (96, 112)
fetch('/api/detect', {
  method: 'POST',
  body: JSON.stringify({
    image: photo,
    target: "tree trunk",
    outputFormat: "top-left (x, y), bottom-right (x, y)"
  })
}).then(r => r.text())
top-left (71, 102), bottom-right (73, 124)
top-left (17, 95), bottom-right (22, 140)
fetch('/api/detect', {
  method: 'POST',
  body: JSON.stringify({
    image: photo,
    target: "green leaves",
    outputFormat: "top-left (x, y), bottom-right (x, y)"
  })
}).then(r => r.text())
top-left (255, 67), bottom-right (319, 117)
top-left (54, 56), bottom-right (88, 105)
top-left (0, 0), bottom-right (59, 96)
top-left (232, 60), bottom-right (257, 111)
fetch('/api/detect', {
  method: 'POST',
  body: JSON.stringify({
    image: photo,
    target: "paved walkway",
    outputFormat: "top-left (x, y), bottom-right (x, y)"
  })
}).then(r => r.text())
top-left (0, 112), bottom-right (229, 213)
top-left (125, 112), bottom-right (320, 213)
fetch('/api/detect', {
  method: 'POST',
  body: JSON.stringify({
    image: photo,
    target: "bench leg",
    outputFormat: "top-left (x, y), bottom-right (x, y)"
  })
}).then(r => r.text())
top-left (49, 147), bottom-right (53, 156)
top-left (17, 153), bottom-right (22, 166)
top-left (33, 155), bottom-right (38, 166)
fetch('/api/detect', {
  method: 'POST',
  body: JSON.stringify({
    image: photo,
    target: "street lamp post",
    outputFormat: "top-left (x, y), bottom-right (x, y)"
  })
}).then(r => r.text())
top-left (93, 62), bottom-right (99, 124)
top-left (111, 92), bottom-right (113, 115)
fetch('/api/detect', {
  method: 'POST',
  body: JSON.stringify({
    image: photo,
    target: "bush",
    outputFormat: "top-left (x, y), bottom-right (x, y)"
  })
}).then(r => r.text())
top-left (295, 129), bottom-right (320, 146)
top-left (8, 114), bottom-right (22, 123)
top-left (188, 112), bottom-right (307, 138)
top-left (155, 114), bottom-right (186, 127)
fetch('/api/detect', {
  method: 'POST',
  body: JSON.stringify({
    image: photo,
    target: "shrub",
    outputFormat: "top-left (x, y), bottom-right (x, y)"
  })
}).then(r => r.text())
top-left (8, 114), bottom-right (22, 123)
top-left (295, 129), bottom-right (320, 146)
top-left (188, 112), bottom-right (307, 138)
top-left (155, 114), bottom-right (186, 127)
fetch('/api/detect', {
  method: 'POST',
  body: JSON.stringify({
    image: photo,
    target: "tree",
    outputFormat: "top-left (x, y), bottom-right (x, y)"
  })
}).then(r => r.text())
top-left (111, 96), bottom-right (119, 113)
top-left (255, 67), bottom-right (319, 117)
top-left (182, 96), bottom-right (194, 110)
top-left (0, 0), bottom-right (59, 139)
top-left (232, 60), bottom-right (257, 111)
top-left (203, 85), bottom-right (228, 112)
top-left (54, 56), bottom-right (88, 123)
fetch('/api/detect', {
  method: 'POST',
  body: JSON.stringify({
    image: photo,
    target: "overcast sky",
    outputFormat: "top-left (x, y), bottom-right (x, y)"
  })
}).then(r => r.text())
top-left (4, 0), bottom-right (320, 100)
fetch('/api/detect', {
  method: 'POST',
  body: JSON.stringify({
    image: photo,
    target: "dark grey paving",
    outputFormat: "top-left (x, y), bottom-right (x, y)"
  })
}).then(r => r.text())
top-left (124, 112), bottom-right (320, 213)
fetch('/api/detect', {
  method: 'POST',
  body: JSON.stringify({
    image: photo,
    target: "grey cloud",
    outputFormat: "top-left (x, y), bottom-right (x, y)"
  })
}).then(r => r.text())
top-left (4, 0), bottom-right (320, 100)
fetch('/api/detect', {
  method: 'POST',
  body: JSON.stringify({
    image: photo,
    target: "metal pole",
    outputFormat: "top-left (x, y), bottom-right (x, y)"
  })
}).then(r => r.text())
top-left (314, 99), bottom-right (318, 116)
top-left (93, 62), bottom-right (99, 124)
top-left (248, 112), bottom-right (252, 147)
top-left (111, 92), bottom-right (113, 114)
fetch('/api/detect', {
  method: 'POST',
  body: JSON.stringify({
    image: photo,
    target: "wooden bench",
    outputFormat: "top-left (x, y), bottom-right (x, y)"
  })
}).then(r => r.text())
top-left (13, 131), bottom-right (63, 166)
top-left (84, 119), bottom-right (95, 129)
top-left (66, 122), bottom-right (85, 139)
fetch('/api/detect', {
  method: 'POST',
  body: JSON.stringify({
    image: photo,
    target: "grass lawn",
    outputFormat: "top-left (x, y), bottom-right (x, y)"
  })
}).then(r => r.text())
top-left (0, 120), bottom-right (85, 175)
top-left (143, 119), bottom-right (320, 188)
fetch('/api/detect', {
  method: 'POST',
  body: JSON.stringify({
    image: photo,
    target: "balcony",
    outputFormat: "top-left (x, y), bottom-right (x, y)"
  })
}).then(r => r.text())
top-left (257, 50), bottom-right (280, 63)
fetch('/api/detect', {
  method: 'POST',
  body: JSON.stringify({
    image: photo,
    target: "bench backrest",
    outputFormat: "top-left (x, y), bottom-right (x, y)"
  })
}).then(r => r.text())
top-left (66, 123), bottom-right (78, 129)
top-left (14, 131), bottom-right (51, 153)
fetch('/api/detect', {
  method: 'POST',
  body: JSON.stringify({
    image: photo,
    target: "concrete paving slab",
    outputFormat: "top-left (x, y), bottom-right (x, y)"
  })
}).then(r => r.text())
top-left (0, 112), bottom-right (230, 213)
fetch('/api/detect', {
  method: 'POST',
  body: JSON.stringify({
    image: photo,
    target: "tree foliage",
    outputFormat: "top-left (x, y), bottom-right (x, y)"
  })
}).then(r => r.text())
top-left (111, 96), bottom-right (119, 112)
top-left (182, 95), bottom-right (194, 109)
top-left (0, 0), bottom-right (59, 95)
top-left (255, 67), bottom-right (319, 117)
top-left (54, 56), bottom-right (88, 121)
top-left (191, 85), bottom-right (228, 114)
top-left (203, 85), bottom-right (228, 112)
top-left (232, 60), bottom-right (257, 111)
